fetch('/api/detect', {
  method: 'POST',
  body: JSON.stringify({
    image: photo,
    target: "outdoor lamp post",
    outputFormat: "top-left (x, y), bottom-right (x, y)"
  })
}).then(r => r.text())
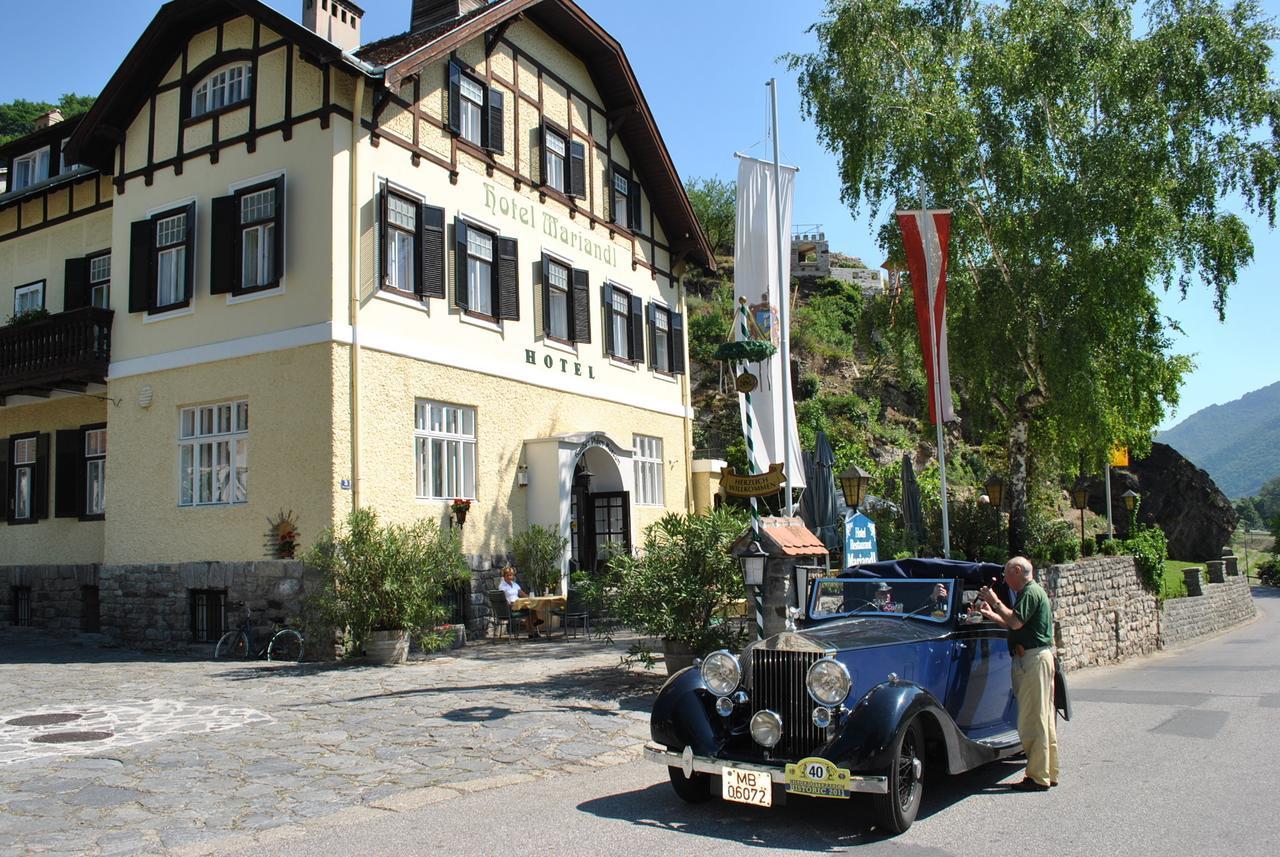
top-left (984, 475), bottom-right (1004, 509)
top-left (838, 464), bottom-right (872, 511)
top-left (1071, 479), bottom-right (1089, 551)
top-left (740, 540), bottom-right (768, 586)
top-left (1121, 489), bottom-right (1139, 536)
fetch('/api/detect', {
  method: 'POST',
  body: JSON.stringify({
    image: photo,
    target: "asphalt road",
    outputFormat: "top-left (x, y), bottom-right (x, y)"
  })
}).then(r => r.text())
top-left (216, 589), bottom-right (1280, 857)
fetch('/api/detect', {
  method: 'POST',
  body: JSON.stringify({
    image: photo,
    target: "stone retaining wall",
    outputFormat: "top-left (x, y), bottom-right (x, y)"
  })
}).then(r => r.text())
top-left (1039, 557), bottom-right (1161, 671)
top-left (1158, 572), bottom-right (1255, 648)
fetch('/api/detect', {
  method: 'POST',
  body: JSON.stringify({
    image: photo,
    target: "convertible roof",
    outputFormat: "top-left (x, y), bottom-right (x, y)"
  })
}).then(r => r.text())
top-left (839, 558), bottom-right (1004, 588)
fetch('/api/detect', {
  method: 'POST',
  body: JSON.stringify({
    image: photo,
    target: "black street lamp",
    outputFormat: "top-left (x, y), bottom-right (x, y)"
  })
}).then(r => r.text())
top-left (740, 539), bottom-right (768, 587)
top-left (1070, 478), bottom-right (1089, 552)
top-left (838, 464), bottom-right (872, 511)
top-left (1121, 489), bottom-right (1139, 536)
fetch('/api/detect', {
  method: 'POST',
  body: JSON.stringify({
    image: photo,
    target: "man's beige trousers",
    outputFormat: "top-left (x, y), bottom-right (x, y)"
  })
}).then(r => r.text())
top-left (1011, 647), bottom-right (1060, 786)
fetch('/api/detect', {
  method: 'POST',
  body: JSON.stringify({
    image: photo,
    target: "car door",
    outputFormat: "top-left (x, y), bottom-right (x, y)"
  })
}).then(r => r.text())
top-left (946, 626), bottom-right (1015, 734)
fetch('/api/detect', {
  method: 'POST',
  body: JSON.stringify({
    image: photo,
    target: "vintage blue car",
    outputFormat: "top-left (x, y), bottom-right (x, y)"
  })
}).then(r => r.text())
top-left (645, 558), bottom-right (1070, 833)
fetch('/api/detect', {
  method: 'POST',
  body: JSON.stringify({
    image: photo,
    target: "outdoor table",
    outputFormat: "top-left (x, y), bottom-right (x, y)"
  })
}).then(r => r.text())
top-left (512, 595), bottom-right (567, 635)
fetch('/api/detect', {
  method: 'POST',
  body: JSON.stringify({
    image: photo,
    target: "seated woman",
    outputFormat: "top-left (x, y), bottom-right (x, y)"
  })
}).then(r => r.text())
top-left (498, 566), bottom-right (544, 638)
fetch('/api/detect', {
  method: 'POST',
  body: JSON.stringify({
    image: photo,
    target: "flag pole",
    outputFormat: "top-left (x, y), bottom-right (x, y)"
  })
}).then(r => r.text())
top-left (770, 78), bottom-right (795, 518)
top-left (920, 178), bottom-right (951, 558)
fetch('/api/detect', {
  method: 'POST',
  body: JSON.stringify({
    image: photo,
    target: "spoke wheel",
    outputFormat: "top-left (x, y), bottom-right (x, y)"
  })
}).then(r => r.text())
top-left (873, 717), bottom-right (924, 835)
top-left (267, 630), bottom-right (304, 662)
top-left (667, 766), bottom-right (714, 804)
top-left (214, 631), bottom-right (249, 659)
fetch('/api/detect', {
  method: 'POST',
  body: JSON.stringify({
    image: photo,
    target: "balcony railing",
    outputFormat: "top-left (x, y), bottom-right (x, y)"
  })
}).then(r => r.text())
top-left (0, 307), bottom-right (113, 401)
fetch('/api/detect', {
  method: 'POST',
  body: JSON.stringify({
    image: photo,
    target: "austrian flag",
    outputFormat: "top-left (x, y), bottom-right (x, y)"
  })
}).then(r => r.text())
top-left (897, 209), bottom-right (955, 425)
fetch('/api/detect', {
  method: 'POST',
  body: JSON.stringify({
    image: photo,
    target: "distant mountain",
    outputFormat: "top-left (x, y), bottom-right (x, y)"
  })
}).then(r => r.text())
top-left (1156, 381), bottom-right (1280, 499)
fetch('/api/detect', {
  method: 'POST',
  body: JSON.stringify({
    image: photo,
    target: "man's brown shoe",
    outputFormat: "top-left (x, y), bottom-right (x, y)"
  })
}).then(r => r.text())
top-left (1010, 778), bottom-right (1051, 792)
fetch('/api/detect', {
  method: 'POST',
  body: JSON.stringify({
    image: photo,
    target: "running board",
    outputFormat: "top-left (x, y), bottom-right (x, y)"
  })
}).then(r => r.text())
top-left (974, 729), bottom-right (1020, 750)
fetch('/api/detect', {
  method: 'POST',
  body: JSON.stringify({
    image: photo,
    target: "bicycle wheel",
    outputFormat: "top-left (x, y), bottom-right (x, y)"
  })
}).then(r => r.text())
top-left (214, 630), bottom-right (249, 659)
top-left (267, 629), bottom-right (304, 662)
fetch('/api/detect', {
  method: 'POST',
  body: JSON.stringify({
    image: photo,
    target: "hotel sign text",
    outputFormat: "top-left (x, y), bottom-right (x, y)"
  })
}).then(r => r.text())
top-left (484, 182), bottom-right (620, 268)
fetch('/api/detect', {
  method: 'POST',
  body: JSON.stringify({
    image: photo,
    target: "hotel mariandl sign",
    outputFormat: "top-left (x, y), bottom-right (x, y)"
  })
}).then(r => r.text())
top-left (484, 182), bottom-right (621, 268)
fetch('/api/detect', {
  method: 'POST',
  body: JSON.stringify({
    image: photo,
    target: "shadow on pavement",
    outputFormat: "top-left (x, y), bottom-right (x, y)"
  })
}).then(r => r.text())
top-left (578, 759), bottom-right (1024, 851)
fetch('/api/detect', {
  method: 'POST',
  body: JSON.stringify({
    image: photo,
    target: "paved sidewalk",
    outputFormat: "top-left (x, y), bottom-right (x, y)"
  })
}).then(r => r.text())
top-left (0, 628), bottom-right (665, 856)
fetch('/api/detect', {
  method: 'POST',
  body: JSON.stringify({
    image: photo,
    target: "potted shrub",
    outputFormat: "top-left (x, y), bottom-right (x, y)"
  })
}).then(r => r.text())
top-left (304, 508), bottom-right (470, 664)
top-left (510, 524), bottom-right (569, 595)
top-left (596, 507), bottom-right (750, 674)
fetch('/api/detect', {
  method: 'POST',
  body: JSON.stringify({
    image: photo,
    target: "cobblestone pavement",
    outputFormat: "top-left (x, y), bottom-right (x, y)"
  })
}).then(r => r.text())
top-left (0, 628), bottom-right (665, 856)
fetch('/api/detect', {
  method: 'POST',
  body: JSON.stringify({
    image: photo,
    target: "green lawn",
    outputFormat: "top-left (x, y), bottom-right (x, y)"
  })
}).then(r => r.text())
top-left (1160, 560), bottom-right (1201, 599)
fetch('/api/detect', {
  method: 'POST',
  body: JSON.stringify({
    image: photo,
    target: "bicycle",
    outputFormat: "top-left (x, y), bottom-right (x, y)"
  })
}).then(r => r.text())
top-left (214, 601), bottom-right (305, 662)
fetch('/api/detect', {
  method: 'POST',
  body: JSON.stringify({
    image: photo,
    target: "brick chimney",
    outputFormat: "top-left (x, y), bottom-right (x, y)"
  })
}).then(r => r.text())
top-left (411, 0), bottom-right (490, 33)
top-left (33, 109), bottom-right (63, 131)
top-left (303, 0), bottom-right (363, 51)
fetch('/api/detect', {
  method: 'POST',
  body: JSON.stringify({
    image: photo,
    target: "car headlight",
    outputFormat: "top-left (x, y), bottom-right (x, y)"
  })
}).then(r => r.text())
top-left (700, 650), bottom-right (741, 697)
top-left (806, 657), bottom-right (852, 707)
top-left (750, 709), bottom-right (783, 748)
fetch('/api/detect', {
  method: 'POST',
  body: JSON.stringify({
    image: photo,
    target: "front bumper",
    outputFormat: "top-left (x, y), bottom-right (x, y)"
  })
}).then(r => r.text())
top-left (643, 742), bottom-right (888, 795)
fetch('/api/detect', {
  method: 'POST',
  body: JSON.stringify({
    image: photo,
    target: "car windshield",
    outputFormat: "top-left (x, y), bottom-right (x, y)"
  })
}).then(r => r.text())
top-left (809, 577), bottom-right (953, 623)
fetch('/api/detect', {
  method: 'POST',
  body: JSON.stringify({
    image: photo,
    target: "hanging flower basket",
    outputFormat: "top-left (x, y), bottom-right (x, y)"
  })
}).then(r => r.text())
top-left (451, 498), bottom-right (471, 526)
top-left (714, 340), bottom-right (777, 364)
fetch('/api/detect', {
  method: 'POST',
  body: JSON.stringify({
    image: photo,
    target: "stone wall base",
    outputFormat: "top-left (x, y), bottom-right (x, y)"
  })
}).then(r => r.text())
top-left (1158, 574), bottom-right (1256, 648)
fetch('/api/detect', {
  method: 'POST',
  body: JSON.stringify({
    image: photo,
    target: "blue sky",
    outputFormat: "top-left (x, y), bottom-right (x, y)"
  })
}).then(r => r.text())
top-left (1, 0), bottom-right (1274, 430)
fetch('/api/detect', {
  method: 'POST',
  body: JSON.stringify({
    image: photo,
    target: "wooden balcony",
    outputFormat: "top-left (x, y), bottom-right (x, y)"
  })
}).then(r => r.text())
top-left (0, 307), bottom-right (114, 403)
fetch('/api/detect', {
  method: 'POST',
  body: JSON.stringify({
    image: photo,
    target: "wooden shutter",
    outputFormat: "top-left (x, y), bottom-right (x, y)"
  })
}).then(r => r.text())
top-left (602, 283), bottom-right (614, 355)
top-left (628, 294), bottom-right (645, 364)
top-left (539, 124), bottom-right (549, 186)
top-left (54, 429), bottom-right (82, 518)
top-left (607, 165), bottom-right (618, 224)
top-left (33, 433), bottom-right (50, 521)
top-left (63, 257), bottom-right (89, 311)
top-left (181, 201), bottom-right (197, 303)
top-left (570, 268), bottom-right (591, 342)
top-left (272, 174), bottom-right (286, 283)
top-left (646, 302), bottom-right (658, 370)
top-left (419, 203), bottom-right (446, 298)
top-left (210, 194), bottom-right (237, 294)
top-left (0, 437), bottom-right (9, 523)
top-left (485, 88), bottom-right (504, 154)
top-left (540, 253), bottom-right (552, 333)
top-left (453, 217), bottom-right (470, 311)
top-left (569, 141), bottom-right (586, 198)
top-left (447, 62), bottom-right (462, 135)
top-left (628, 179), bottom-right (642, 233)
top-left (495, 236), bottom-right (519, 320)
top-left (128, 219), bottom-right (153, 313)
top-left (377, 187), bottom-right (389, 286)
top-left (671, 311), bottom-right (686, 374)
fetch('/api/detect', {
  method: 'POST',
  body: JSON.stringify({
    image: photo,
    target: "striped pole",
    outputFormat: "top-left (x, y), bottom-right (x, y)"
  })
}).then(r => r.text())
top-left (738, 298), bottom-right (765, 640)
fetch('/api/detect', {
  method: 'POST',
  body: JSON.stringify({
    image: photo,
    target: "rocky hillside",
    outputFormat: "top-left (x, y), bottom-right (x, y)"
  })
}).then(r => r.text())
top-left (1157, 380), bottom-right (1280, 499)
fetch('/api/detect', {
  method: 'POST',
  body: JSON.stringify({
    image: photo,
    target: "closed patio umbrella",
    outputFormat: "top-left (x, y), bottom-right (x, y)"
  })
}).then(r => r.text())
top-left (799, 431), bottom-right (842, 557)
top-left (902, 453), bottom-right (926, 548)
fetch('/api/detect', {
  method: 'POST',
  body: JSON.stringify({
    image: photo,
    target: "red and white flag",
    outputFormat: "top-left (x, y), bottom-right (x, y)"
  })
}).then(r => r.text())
top-left (897, 208), bottom-right (955, 425)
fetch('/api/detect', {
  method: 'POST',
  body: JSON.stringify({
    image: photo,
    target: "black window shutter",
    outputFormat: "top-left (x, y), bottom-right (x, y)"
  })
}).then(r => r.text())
top-left (607, 165), bottom-right (617, 224)
top-left (0, 437), bottom-right (10, 523)
top-left (628, 179), bottom-right (642, 233)
top-left (54, 429), bottom-right (82, 518)
top-left (570, 268), bottom-right (591, 343)
top-left (453, 217), bottom-right (470, 310)
top-left (272, 174), bottom-right (286, 283)
top-left (671, 311), bottom-right (686, 374)
top-left (63, 257), bottom-right (89, 311)
top-left (210, 195), bottom-right (238, 295)
top-left (628, 294), bottom-right (645, 364)
top-left (420, 204), bottom-right (446, 298)
top-left (496, 236), bottom-right (519, 320)
top-left (569, 141), bottom-right (586, 198)
top-left (602, 283), bottom-right (614, 355)
top-left (647, 302), bottom-right (658, 370)
top-left (485, 88), bottom-right (504, 154)
top-left (128, 219), bottom-right (153, 313)
top-left (181, 201), bottom-right (197, 302)
top-left (33, 433), bottom-right (50, 521)
top-left (447, 61), bottom-right (462, 135)
top-left (378, 187), bottom-right (389, 286)
top-left (540, 253), bottom-right (552, 334)
top-left (539, 124), bottom-right (549, 186)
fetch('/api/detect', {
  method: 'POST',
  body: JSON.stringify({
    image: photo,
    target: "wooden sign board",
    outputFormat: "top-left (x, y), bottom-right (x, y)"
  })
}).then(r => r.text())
top-left (720, 463), bottom-right (786, 498)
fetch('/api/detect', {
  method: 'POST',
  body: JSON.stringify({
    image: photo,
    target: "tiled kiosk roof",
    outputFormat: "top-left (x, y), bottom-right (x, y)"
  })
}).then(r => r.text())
top-left (732, 517), bottom-right (829, 558)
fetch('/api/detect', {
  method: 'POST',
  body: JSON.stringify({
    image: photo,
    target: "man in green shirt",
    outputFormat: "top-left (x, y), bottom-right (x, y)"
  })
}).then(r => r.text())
top-left (978, 556), bottom-right (1060, 791)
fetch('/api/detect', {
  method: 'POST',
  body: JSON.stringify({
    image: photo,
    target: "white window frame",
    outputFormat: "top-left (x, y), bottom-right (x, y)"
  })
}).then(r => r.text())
top-left (88, 254), bottom-right (111, 309)
top-left (85, 428), bottom-right (107, 517)
top-left (613, 171), bottom-right (630, 230)
top-left (465, 224), bottom-right (495, 317)
top-left (13, 281), bottom-right (44, 317)
top-left (633, 435), bottom-right (664, 506)
top-left (414, 400), bottom-right (476, 501)
top-left (192, 63), bottom-right (253, 118)
top-left (178, 400), bottom-right (249, 507)
top-left (238, 185), bottom-right (277, 291)
top-left (12, 437), bottom-right (37, 521)
top-left (385, 189), bottom-right (417, 292)
top-left (609, 286), bottom-right (631, 360)
top-left (546, 256), bottom-right (570, 341)
top-left (154, 209), bottom-right (190, 310)
top-left (544, 128), bottom-right (567, 193)
top-left (12, 147), bottom-right (49, 191)
top-left (653, 303), bottom-right (672, 373)
top-left (458, 73), bottom-right (485, 146)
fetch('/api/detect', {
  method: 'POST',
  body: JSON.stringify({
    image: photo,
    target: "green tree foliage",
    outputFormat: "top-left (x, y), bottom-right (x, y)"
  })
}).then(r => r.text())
top-left (1234, 497), bottom-right (1263, 531)
top-left (0, 94), bottom-right (96, 145)
top-left (683, 176), bottom-right (736, 257)
top-left (1254, 475), bottom-right (1280, 526)
top-left (789, 0), bottom-right (1277, 553)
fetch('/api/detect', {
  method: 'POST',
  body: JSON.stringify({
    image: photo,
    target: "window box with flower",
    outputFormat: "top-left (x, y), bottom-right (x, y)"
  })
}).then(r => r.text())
top-left (450, 498), bottom-right (472, 526)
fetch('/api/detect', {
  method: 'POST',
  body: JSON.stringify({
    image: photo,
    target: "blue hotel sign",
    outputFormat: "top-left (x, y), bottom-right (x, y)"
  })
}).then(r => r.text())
top-left (844, 511), bottom-right (878, 567)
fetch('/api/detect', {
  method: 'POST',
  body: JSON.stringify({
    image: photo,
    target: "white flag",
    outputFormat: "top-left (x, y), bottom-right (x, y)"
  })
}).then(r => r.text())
top-left (733, 156), bottom-right (805, 489)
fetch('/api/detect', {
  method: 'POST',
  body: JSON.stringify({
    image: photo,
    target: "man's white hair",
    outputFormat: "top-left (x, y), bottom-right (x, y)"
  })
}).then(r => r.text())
top-left (1005, 556), bottom-right (1034, 578)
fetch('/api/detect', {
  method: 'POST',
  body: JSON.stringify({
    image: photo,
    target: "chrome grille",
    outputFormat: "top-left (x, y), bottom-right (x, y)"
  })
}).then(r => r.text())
top-left (751, 648), bottom-right (823, 759)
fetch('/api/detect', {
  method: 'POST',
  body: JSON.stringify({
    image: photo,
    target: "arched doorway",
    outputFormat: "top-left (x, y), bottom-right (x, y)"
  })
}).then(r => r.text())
top-left (569, 444), bottom-right (629, 578)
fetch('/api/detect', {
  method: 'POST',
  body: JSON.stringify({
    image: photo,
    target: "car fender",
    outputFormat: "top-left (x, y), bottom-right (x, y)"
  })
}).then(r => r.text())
top-left (650, 666), bottom-right (722, 755)
top-left (823, 681), bottom-right (980, 775)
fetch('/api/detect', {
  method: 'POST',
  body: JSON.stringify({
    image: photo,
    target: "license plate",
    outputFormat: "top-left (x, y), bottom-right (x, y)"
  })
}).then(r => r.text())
top-left (785, 757), bottom-right (851, 799)
top-left (721, 766), bottom-right (772, 807)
